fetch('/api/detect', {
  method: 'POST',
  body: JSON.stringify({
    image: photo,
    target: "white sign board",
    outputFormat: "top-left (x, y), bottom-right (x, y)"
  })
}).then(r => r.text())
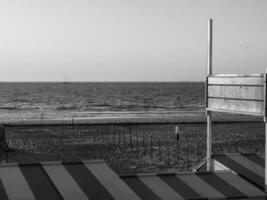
top-left (207, 75), bottom-right (265, 116)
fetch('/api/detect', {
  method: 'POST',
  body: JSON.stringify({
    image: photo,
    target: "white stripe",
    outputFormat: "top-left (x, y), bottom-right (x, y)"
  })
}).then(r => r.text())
top-left (139, 176), bottom-right (184, 200)
top-left (84, 162), bottom-right (141, 200)
top-left (217, 172), bottom-right (266, 198)
top-left (179, 174), bottom-right (225, 199)
top-left (227, 154), bottom-right (264, 177)
top-left (0, 165), bottom-right (35, 200)
top-left (42, 164), bottom-right (88, 200)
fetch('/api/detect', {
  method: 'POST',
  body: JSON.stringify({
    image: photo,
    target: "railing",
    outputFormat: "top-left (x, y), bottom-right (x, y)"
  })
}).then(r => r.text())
top-left (3, 119), bottom-right (264, 173)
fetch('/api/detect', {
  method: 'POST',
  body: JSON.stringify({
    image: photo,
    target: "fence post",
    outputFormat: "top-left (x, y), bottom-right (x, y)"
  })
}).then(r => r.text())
top-left (158, 138), bottom-right (161, 162)
top-left (101, 126), bottom-right (104, 143)
top-left (72, 117), bottom-right (74, 136)
top-left (186, 144), bottom-right (189, 169)
top-left (130, 125), bottom-right (133, 152)
top-left (150, 135), bottom-right (153, 159)
top-left (235, 140), bottom-right (239, 153)
top-left (143, 133), bottom-right (145, 156)
top-left (167, 140), bottom-right (170, 166)
top-left (118, 127), bottom-right (121, 148)
top-left (255, 141), bottom-right (258, 153)
top-left (112, 125), bottom-right (115, 145)
top-left (106, 126), bottom-right (109, 144)
top-left (136, 130), bottom-right (139, 154)
top-left (175, 126), bottom-right (180, 169)
top-left (196, 132), bottom-right (200, 163)
top-left (123, 126), bottom-right (126, 148)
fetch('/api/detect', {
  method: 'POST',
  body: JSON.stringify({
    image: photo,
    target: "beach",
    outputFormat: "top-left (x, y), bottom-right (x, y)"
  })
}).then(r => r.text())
top-left (0, 82), bottom-right (264, 173)
top-left (3, 114), bottom-right (264, 174)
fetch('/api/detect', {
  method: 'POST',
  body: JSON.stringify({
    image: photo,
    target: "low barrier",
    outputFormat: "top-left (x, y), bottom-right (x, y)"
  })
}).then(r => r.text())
top-left (2, 119), bottom-right (264, 173)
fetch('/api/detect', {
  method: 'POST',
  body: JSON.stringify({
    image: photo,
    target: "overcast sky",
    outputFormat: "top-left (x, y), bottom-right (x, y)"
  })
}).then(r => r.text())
top-left (0, 0), bottom-right (266, 82)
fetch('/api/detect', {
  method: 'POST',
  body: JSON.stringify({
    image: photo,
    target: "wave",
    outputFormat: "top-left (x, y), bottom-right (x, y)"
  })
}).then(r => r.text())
top-left (56, 105), bottom-right (79, 110)
top-left (0, 106), bottom-right (20, 110)
top-left (92, 103), bottom-right (111, 107)
top-left (0, 82), bottom-right (205, 120)
top-left (0, 105), bottom-right (47, 110)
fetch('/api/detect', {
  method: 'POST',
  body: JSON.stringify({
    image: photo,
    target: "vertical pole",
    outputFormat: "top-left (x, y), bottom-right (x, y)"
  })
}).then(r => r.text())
top-left (118, 128), bottom-right (121, 148)
top-left (175, 125), bottom-right (180, 169)
top-left (136, 130), bottom-right (139, 153)
top-left (264, 69), bottom-right (267, 191)
top-left (207, 18), bottom-right (213, 171)
top-left (130, 125), bottom-right (133, 152)
top-left (112, 125), bottom-right (115, 145)
top-left (101, 126), bottom-right (104, 143)
top-left (143, 132), bottom-right (145, 156)
top-left (123, 126), bottom-right (126, 148)
top-left (72, 117), bottom-right (74, 136)
top-left (265, 122), bottom-right (267, 191)
top-left (207, 113), bottom-right (212, 171)
top-left (150, 135), bottom-right (153, 159)
top-left (208, 19), bottom-right (213, 75)
top-left (158, 138), bottom-right (161, 162)
top-left (167, 140), bottom-right (170, 166)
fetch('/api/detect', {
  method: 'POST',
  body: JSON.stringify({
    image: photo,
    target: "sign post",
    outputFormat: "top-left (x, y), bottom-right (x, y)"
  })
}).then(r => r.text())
top-left (206, 19), bottom-right (213, 171)
top-left (265, 69), bottom-right (267, 192)
top-left (205, 19), bottom-right (267, 189)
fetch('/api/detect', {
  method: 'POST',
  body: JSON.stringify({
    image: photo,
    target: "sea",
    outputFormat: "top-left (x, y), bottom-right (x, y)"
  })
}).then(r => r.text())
top-left (0, 82), bottom-right (205, 122)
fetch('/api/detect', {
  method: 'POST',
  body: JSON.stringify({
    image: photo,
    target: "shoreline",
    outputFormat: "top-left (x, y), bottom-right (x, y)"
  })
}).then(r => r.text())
top-left (4, 112), bottom-right (263, 126)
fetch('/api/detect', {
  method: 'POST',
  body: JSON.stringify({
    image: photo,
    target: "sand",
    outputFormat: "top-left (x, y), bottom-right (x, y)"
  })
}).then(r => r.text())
top-left (2, 114), bottom-right (264, 174)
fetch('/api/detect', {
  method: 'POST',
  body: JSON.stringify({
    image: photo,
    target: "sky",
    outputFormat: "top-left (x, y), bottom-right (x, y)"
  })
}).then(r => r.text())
top-left (0, 0), bottom-right (267, 82)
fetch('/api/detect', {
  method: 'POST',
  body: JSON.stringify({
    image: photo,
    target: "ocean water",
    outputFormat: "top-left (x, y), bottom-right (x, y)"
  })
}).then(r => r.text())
top-left (0, 82), bottom-right (205, 122)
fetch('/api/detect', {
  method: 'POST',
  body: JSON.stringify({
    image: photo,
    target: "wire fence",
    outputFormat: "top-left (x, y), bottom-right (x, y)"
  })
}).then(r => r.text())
top-left (2, 118), bottom-right (264, 173)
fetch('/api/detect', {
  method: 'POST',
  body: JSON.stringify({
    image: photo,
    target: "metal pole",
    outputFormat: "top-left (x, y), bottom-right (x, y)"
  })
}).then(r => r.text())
top-left (265, 121), bottom-right (267, 192)
top-left (72, 117), bottom-right (74, 136)
top-left (175, 125), bottom-right (180, 169)
top-left (130, 125), bottom-right (133, 152)
top-left (264, 69), bottom-right (267, 191)
top-left (207, 18), bottom-right (213, 171)
top-left (207, 113), bottom-right (212, 171)
top-left (208, 19), bottom-right (213, 75)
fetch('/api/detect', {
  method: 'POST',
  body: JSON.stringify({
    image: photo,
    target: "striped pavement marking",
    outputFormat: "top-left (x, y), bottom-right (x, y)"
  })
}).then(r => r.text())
top-left (42, 163), bottom-right (88, 200)
top-left (243, 154), bottom-right (264, 167)
top-left (19, 164), bottom-right (62, 200)
top-left (122, 176), bottom-right (161, 200)
top-left (196, 172), bottom-right (247, 199)
top-left (159, 174), bottom-right (203, 199)
top-left (0, 160), bottom-right (266, 200)
top-left (215, 155), bottom-right (264, 188)
top-left (139, 175), bottom-right (184, 200)
top-left (227, 154), bottom-right (264, 177)
top-left (178, 173), bottom-right (226, 199)
top-left (84, 162), bottom-right (141, 200)
top-left (216, 172), bottom-right (266, 198)
top-left (0, 178), bottom-right (10, 200)
top-left (0, 165), bottom-right (35, 200)
top-left (64, 162), bottom-right (114, 200)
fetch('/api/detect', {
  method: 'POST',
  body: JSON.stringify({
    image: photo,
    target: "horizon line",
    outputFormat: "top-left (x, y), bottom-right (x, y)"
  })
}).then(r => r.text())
top-left (0, 80), bottom-right (205, 83)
